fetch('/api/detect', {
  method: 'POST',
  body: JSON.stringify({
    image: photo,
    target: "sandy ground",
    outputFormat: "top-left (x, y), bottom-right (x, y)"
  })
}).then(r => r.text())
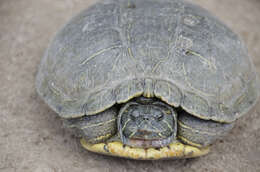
top-left (0, 0), bottom-right (260, 171)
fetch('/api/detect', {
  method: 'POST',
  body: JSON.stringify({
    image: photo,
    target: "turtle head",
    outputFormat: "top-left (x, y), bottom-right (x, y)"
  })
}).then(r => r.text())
top-left (118, 97), bottom-right (177, 148)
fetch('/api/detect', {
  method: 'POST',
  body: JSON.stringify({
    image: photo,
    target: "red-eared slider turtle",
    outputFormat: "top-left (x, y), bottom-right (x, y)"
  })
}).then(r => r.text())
top-left (36, 0), bottom-right (259, 160)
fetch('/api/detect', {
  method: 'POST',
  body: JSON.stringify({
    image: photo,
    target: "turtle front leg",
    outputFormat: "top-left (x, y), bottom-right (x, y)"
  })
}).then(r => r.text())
top-left (177, 111), bottom-right (234, 148)
top-left (63, 107), bottom-right (118, 144)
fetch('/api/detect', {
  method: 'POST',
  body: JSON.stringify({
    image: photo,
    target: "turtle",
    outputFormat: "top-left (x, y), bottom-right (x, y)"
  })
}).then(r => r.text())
top-left (36, 0), bottom-right (259, 160)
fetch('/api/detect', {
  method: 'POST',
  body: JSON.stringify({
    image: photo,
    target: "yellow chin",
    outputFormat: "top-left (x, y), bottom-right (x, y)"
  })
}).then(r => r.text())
top-left (80, 139), bottom-right (210, 160)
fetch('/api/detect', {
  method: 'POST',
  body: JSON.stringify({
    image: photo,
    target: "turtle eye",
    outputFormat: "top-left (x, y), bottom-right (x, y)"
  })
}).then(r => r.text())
top-left (154, 111), bottom-right (164, 121)
top-left (158, 113), bottom-right (164, 121)
top-left (131, 110), bottom-right (140, 120)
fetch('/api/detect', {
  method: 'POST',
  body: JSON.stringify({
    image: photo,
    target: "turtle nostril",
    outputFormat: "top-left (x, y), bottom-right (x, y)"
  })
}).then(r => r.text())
top-left (143, 116), bottom-right (149, 121)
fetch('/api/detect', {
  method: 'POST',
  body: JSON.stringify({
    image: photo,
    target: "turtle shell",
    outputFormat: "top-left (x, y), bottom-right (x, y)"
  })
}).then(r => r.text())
top-left (36, 0), bottom-right (259, 123)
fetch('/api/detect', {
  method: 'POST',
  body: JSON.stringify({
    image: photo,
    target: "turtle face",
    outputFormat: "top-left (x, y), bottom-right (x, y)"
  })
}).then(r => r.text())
top-left (118, 101), bottom-right (177, 148)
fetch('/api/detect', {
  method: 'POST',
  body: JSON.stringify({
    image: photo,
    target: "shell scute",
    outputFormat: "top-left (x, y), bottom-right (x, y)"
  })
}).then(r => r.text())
top-left (84, 88), bottom-right (115, 115)
top-left (115, 79), bottom-right (144, 103)
top-left (181, 91), bottom-right (210, 120)
top-left (154, 80), bottom-right (182, 107)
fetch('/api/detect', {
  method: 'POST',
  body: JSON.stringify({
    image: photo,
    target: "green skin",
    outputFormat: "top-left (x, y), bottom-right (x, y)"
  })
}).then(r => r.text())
top-left (65, 97), bottom-right (234, 149)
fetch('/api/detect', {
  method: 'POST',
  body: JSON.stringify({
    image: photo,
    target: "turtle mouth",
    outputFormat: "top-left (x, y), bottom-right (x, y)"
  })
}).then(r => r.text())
top-left (80, 138), bottom-right (210, 160)
top-left (121, 132), bottom-right (173, 148)
top-left (124, 137), bottom-right (172, 148)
